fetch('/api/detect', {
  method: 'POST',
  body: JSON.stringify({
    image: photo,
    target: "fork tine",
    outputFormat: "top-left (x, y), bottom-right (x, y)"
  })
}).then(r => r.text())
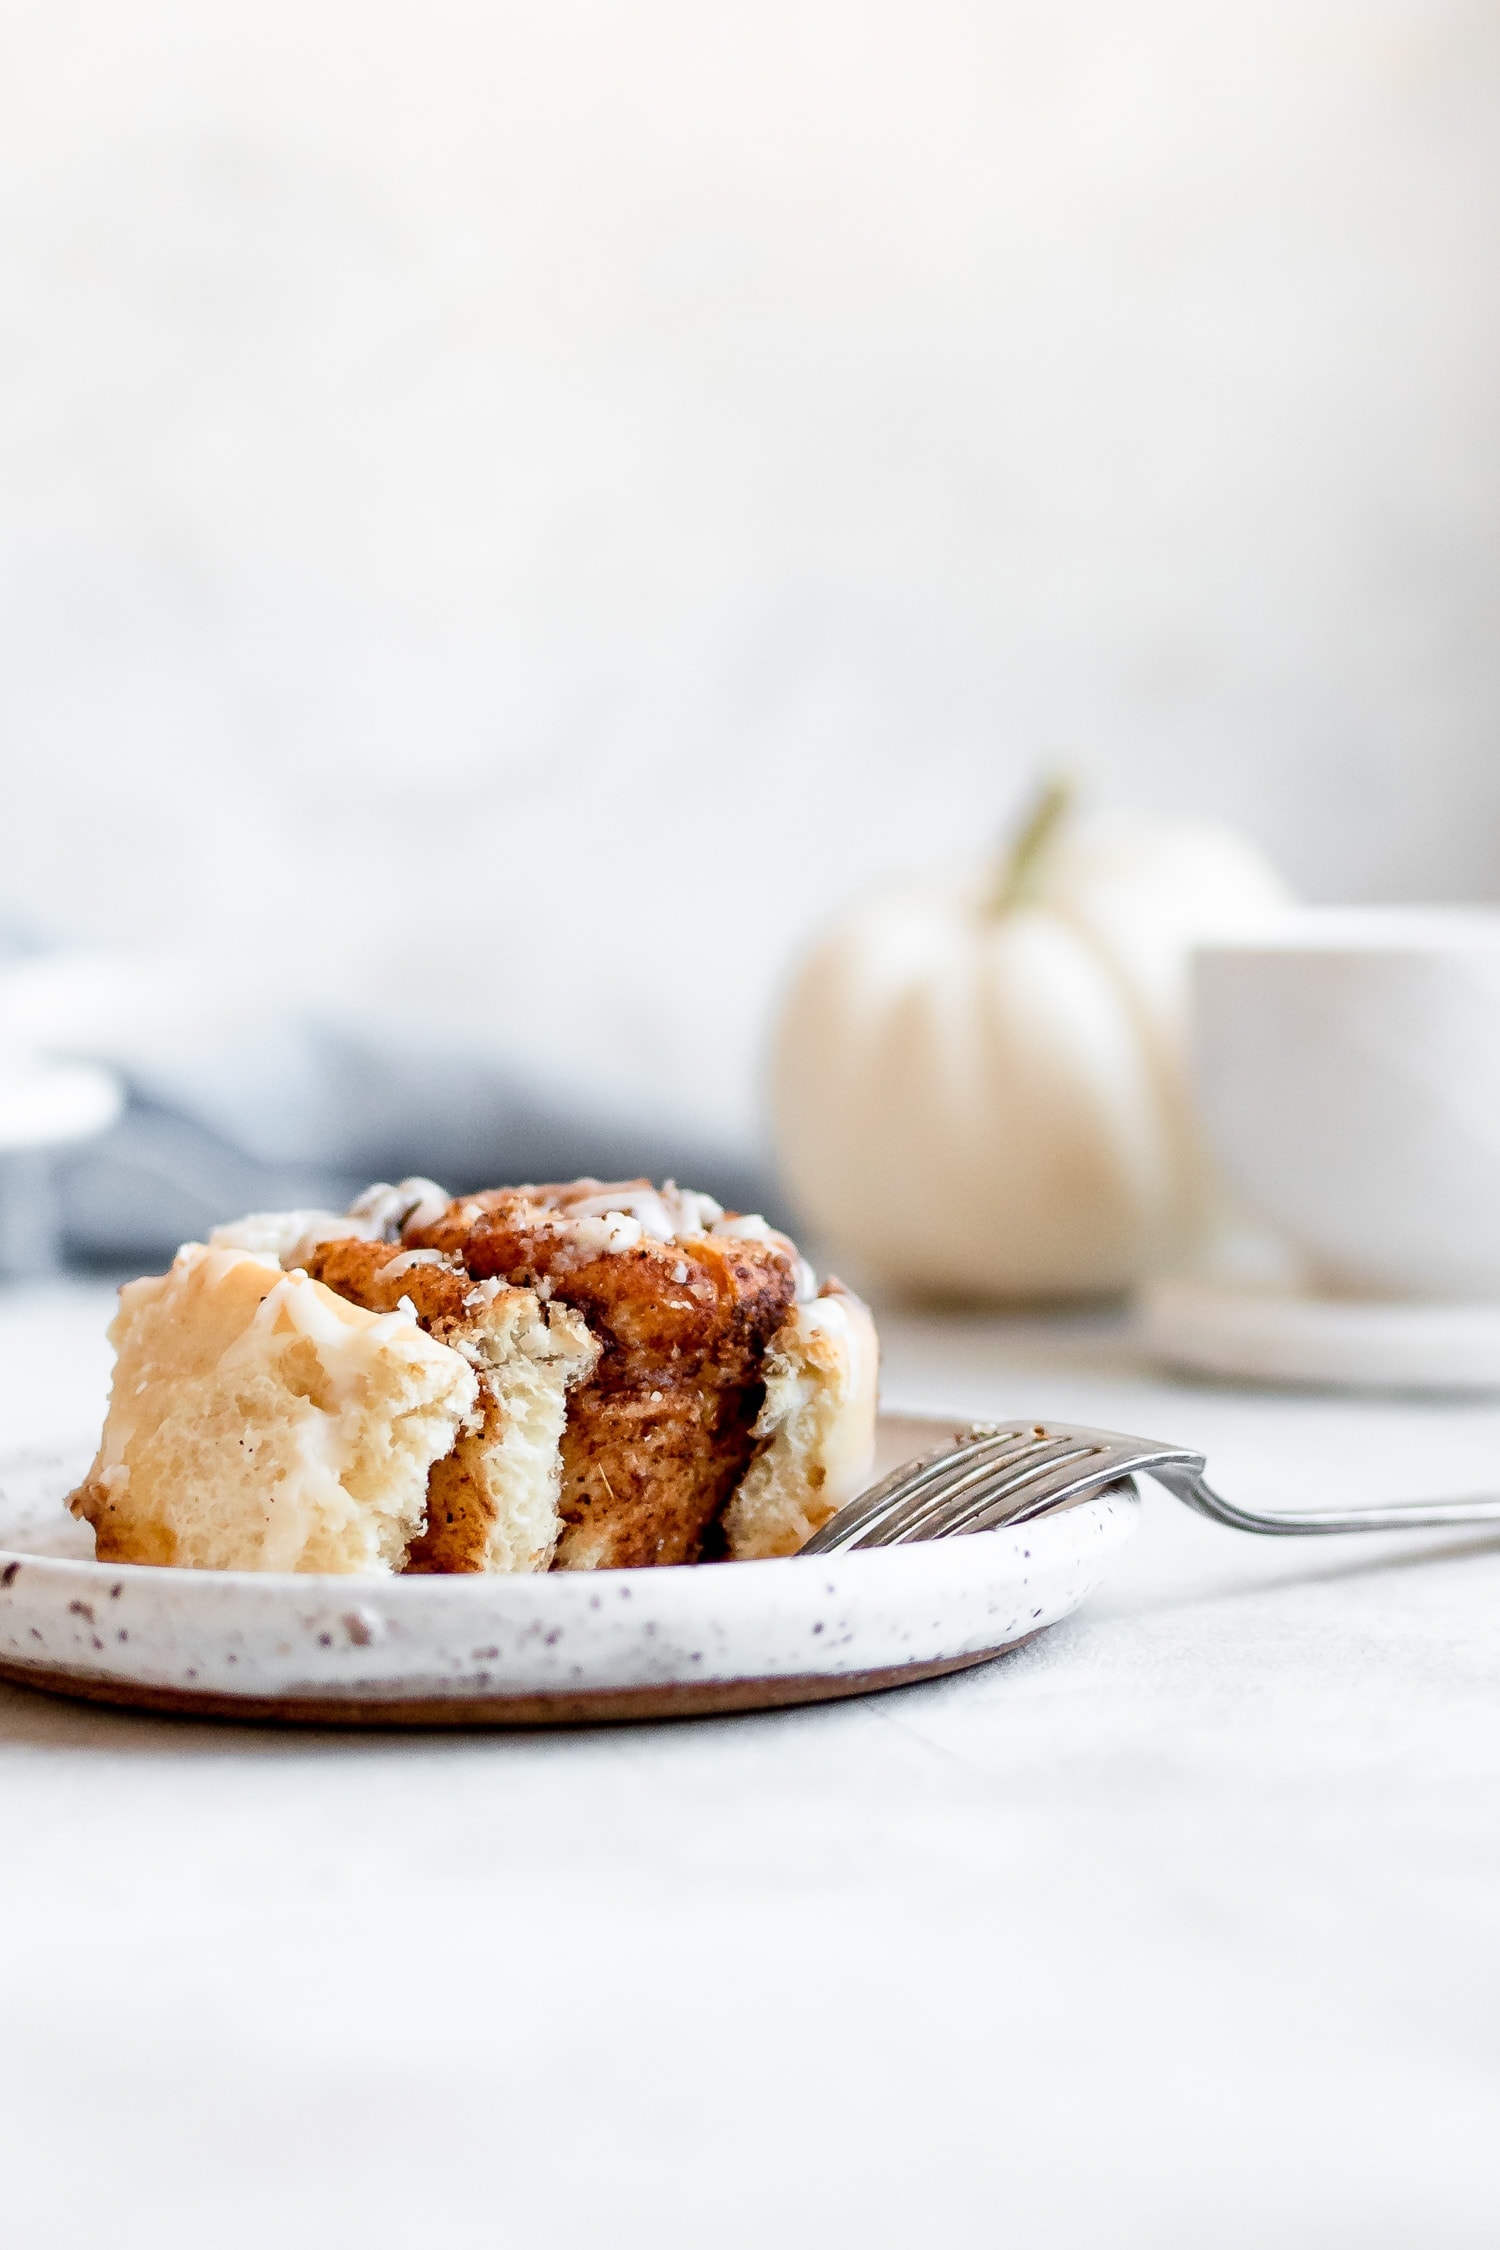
top-left (804, 1426), bottom-right (1092, 1555)
top-left (801, 1424), bottom-right (1034, 1553)
top-left (802, 1421), bottom-right (1210, 1556)
top-left (850, 1434), bottom-right (1099, 1551)
top-left (909, 1431), bottom-right (1209, 1542)
top-left (923, 1453), bottom-right (1136, 1539)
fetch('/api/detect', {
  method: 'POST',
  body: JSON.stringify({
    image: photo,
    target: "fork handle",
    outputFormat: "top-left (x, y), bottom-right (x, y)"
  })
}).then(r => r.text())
top-left (1153, 1463), bottom-right (1500, 1537)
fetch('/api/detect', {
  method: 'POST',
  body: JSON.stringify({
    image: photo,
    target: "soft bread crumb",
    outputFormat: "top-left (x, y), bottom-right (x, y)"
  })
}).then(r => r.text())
top-left (405, 1189), bottom-right (800, 1568)
top-left (720, 1283), bottom-right (880, 1560)
top-left (67, 1244), bottom-right (477, 1572)
top-left (416, 1291), bottom-right (599, 1572)
top-left (297, 1238), bottom-right (599, 1574)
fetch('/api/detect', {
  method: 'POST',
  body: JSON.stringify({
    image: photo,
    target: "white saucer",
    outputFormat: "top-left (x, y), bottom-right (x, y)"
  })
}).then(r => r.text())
top-left (0, 1412), bottom-right (1139, 1726)
top-left (1139, 1275), bottom-right (1500, 1392)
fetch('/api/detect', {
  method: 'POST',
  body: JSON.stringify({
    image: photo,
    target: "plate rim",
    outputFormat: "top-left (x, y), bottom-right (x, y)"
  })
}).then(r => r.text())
top-left (0, 1640), bottom-right (1044, 1728)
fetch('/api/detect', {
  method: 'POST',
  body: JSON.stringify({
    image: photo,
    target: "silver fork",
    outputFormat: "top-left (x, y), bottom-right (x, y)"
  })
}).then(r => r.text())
top-left (800, 1419), bottom-right (1500, 1554)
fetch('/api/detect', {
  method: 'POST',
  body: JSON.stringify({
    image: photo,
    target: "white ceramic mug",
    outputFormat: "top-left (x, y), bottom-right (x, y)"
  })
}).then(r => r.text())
top-left (1192, 909), bottom-right (1500, 1301)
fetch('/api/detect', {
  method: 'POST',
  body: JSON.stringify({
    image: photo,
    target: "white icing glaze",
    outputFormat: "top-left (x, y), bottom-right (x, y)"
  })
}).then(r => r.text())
top-left (401, 1181), bottom-right (454, 1233)
top-left (214, 1180), bottom-right (820, 1298)
top-left (791, 1291), bottom-right (881, 1498)
top-left (379, 1248), bottom-right (451, 1282)
top-left (707, 1210), bottom-right (818, 1299)
top-left (660, 1183), bottom-right (725, 1235)
top-left (551, 1181), bottom-right (728, 1244)
top-left (712, 1211), bottom-right (772, 1241)
top-left (348, 1178), bottom-right (451, 1242)
top-left (86, 1244), bottom-right (475, 1576)
top-left (564, 1211), bottom-right (646, 1255)
top-left (212, 1182), bottom-right (454, 1276)
top-left (210, 1210), bottom-right (354, 1262)
top-left (562, 1187), bottom-right (678, 1240)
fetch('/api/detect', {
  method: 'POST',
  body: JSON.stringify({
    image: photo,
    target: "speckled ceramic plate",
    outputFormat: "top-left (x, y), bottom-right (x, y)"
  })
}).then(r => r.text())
top-left (0, 1412), bottom-right (1138, 1725)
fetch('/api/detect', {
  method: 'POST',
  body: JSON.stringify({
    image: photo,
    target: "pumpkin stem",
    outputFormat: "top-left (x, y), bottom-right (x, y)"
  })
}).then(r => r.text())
top-left (987, 775), bottom-right (1074, 912)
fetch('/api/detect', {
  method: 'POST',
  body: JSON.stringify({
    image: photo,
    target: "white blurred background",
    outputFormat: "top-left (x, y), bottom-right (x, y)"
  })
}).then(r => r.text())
top-left (3, 0), bottom-right (1499, 1248)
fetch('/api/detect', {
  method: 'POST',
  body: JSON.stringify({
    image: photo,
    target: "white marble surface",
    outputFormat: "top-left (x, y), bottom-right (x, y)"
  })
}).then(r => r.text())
top-left (3, 1280), bottom-right (1500, 2245)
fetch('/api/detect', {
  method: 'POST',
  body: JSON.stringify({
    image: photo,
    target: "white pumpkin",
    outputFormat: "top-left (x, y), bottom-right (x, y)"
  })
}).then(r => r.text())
top-left (771, 786), bottom-right (1290, 1299)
